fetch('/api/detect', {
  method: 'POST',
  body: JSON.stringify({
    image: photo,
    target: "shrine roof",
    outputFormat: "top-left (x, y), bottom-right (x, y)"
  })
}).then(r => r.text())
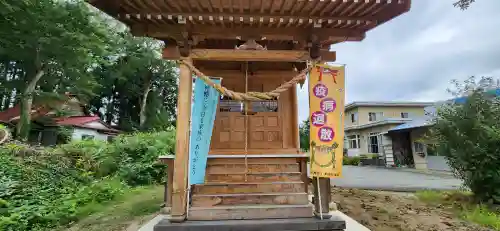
top-left (88, 0), bottom-right (411, 46)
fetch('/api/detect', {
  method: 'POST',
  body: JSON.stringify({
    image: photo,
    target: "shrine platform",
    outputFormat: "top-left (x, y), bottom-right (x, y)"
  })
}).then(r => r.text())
top-left (152, 216), bottom-right (346, 231)
top-left (138, 211), bottom-right (372, 231)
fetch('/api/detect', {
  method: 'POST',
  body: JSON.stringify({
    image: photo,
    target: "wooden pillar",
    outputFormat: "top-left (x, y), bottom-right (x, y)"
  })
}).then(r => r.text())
top-left (162, 159), bottom-right (174, 213)
top-left (170, 57), bottom-right (193, 222)
top-left (291, 84), bottom-right (300, 152)
top-left (313, 177), bottom-right (332, 219)
top-left (166, 164), bottom-right (174, 206)
top-left (299, 159), bottom-right (309, 194)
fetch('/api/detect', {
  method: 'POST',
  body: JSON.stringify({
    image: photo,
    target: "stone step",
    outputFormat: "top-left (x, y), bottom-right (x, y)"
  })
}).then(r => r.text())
top-left (188, 204), bottom-right (313, 221)
top-left (191, 192), bottom-right (309, 207)
top-left (193, 182), bottom-right (306, 194)
top-left (205, 172), bottom-right (302, 183)
top-left (206, 163), bottom-right (300, 174)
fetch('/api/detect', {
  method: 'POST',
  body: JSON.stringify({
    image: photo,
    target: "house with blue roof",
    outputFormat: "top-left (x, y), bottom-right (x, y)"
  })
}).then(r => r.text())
top-left (386, 88), bottom-right (500, 171)
top-left (343, 101), bottom-right (434, 166)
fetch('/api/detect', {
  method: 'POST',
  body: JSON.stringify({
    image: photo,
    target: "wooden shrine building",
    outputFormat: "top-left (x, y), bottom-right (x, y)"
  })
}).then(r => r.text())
top-left (89, 0), bottom-right (411, 228)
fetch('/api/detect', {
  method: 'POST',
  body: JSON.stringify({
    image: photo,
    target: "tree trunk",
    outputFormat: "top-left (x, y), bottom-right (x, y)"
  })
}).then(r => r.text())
top-left (105, 81), bottom-right (117, 125)
top-left (105, 95), bottom-right (114, 124)
top-left (16, 69), bottom-right (44, 141)
top-left (139, 75), bottom-right (152, 128)
top-left (1, 61), bottom-right (16, 110)
top-left (0, 60), bottom-right (9, 110)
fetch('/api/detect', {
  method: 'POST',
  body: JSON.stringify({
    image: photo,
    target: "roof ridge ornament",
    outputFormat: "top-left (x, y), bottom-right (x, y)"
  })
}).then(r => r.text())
top-left (235, 39), bottom-right (267, 50)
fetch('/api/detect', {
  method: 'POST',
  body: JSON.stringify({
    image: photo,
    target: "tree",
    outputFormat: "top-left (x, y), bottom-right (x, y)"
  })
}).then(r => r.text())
top-left (0, 0), bottom-right (177, 137)
top-left (429, 77), bottom-right (500, 203)
top-left (0, 0), bottom-right (112, 140)
top-left (87, 34), bottom-right (178, 132)
top-left (454, 0), bottom-right (476, 9)
top-left (299, 119), bottom-right (310, 151)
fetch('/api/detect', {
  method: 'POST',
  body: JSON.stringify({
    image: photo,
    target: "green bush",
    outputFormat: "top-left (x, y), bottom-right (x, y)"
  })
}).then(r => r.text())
top-left (360, 153), bottom-right (377, 159)
top-left (55, 131), bottom-right (175, 185)
top-left (429, 79), bottom-right (500, 204)
top-left (0, 131), bottom-right (175, 231)
top-left (113, 131), bottom-right (175, 186)
top-left (343, 156), bottom-right (360, 166)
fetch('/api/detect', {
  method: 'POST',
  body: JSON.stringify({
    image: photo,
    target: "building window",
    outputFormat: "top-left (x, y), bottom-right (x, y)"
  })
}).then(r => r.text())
top-left (350, 112), bottom-right (358, 123)
top-left (219, 99), bottom-right (243, 112)
top-left (368, 112), bottom-right (383, 122)
top-left (368, 133), bottom-right (380, 153)
top-left (414, 142), bottom-right (425, 153)
top-left (219, 99), bottom-right (278, 113)
top-left (401, 112), bottom-right (409, 118)
top-left (251, 100), bottom-right (278, 112)
top-left (107, 136), bottom-right (115, 143)
top-left (347, 135), bottom-right (361, 149)
top-left (82, 135), bottom-right (95, 141)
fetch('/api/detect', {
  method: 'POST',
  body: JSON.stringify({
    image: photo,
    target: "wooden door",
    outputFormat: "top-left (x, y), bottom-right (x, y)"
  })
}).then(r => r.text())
top-left (248, 111), bottom-right (282, 149)
top-left (211, 103), bottom-right (283, 150)
top-left (211, 112), bottom-right (246, 150)
top-left (209, 74), bottom-right (288, 153)
top-left (247, 79), bottom-right (283, 150)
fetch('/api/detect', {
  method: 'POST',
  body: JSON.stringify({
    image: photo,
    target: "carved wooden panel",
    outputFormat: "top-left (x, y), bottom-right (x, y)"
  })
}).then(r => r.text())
top-left (234, 117), bottom-right (246, 131)
top-left (232, 131), bottom-right (244, 142)
top-left (267, 117), bottom-right (278, 127)
top-left (249, 112), bottom-right (282, 149)
top-left (268, 131), bottom-right (280, 142)
top-left (252, 131), bottom-right (264, 141)
top-left (211, 112), bottom-right (246, 149)
top-left (220, 117), bottom-right (230, 130)
top-left (219, 132), bottom-right (230, 142)
top-left (253, 117), bottom-right (264, 127)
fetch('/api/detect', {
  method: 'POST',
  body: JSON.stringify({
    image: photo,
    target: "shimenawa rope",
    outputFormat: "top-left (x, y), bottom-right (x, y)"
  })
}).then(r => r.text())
top-left (178, 59), bottom-right (314, 101)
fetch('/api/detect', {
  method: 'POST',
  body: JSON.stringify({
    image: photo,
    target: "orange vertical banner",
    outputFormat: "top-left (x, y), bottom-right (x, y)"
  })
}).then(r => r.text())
top-left (309, 64), bottom-right (345, 178)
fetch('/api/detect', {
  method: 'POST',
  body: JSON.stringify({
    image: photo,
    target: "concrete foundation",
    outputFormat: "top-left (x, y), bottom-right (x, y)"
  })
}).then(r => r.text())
top-left (153, 217), bottom-right (346, 231)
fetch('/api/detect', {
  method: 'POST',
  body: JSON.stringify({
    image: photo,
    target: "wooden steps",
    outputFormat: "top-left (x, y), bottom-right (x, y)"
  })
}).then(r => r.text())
top-left (188, 204), bottom-right (314, 221)
top-left (206, 163), bottom-right (300, 174)
top-left (187, 156), bottom-right (311, 221)
top-left (193, 182), bottom-right (306, 194)
top-left (207, 157), bottom-right (299, 164)
top-left (192, 192), bottom-right (309, 206)
top-left (205, 172), bottom-right (302, 183)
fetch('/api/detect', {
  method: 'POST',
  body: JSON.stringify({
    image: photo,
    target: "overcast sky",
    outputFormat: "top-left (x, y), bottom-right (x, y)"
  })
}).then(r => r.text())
top-left (297, 0), bottom-right (500, 123)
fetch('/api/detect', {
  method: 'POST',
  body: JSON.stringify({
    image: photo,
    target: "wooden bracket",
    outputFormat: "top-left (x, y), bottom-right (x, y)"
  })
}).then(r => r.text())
top-left (178, 37), bottom-right (192, 57)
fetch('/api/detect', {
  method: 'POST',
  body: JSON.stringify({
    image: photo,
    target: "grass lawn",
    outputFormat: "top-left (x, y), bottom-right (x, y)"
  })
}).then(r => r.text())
top-left (416, 190), bottom-right (500, 230)
top-left (63, 185), bottom-right (164, 231)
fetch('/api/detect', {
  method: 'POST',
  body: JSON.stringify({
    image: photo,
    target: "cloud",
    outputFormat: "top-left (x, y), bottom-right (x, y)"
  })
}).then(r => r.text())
top-left (297, 0), bottom-right (500, 123)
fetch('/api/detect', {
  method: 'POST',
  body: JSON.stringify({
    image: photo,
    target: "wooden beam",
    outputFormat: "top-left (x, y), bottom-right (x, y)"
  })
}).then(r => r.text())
top-left (195, 69), bottom-right (300, 78)
top-left (162, 48), bottom-right (336, 62)
top-left (118, 12), bottom-right (376, 24)
top-left (131, 24), bottom-right (365, 42)
top-left (170, 57), bottom-right (193, 222)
